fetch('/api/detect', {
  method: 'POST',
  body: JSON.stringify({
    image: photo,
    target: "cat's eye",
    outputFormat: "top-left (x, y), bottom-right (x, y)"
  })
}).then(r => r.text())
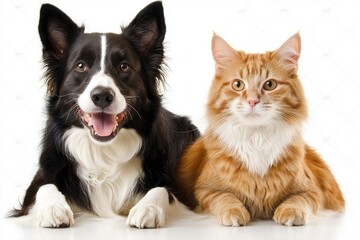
top-left (75, 62), bottom-right (88, 72)
top-left (119, 62), bottom-right (131, 72)
top-left (232, 79), bottom-right (245, 91)
top-left (263, 79), bottom-right (277, 91)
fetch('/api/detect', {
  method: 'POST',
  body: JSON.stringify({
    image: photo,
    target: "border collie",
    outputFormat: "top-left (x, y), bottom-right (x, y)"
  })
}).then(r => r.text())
top-left (10, 1), bottom-right (199, 228)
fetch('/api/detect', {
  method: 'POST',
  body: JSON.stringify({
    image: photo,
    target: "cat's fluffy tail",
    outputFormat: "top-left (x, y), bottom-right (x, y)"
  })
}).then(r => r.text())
top-left (305, 145), bottom-right (345, 212)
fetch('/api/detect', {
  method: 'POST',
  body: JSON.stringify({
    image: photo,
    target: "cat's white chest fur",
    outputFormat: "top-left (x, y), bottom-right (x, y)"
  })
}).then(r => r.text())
top-left (214, 120), bottom-right (298, 176)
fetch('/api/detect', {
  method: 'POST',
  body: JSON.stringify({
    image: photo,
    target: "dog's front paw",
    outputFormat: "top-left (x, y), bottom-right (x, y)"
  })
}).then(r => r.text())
top-left (217, 206), bottom-right (250, 227)
top-left (273, 205), bottom-right (307, 226)
top-left (126, 204), bottom-right (165, 228)
top-left (36, 203), bottom-right (74, 228)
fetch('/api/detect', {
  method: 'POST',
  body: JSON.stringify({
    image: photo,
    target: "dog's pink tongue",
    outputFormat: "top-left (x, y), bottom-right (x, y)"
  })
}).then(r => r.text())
top-left (89, 113), bottom-right (116, 137)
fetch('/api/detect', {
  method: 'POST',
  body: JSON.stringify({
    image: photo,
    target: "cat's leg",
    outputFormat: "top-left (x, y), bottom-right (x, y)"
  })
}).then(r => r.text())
top-left (33, 184), bottom-right (74, 228)
top-left (197, 190), bottom-right (250, 226)
top-left (126, 187), bottom-right (170, 228)
top-left (273, 190), bottom-right (321, 226)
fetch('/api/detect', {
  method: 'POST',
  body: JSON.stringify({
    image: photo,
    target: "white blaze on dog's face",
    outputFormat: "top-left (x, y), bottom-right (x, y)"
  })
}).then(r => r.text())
top-left (77, 35), bottom-right (127, 143)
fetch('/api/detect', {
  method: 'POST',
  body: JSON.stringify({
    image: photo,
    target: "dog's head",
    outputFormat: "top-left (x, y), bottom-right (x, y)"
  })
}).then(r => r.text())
top-left (39, 2), bottom-right (165, 143)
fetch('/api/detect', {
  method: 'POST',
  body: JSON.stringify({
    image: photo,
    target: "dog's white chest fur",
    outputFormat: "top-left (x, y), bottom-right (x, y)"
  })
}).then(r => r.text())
top-left (214, 121), bottom-right (297, 176)
top-left (63, 127), bottom-right (143, 217)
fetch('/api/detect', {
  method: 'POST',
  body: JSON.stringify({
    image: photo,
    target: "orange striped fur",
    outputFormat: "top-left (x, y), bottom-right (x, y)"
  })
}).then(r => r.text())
top-left (176, 33), bottom-right (344, 226)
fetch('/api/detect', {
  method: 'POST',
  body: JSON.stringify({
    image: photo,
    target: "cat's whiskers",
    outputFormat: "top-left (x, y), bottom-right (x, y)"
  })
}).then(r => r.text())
top-left (207, 113), bottom-right (229, 127)
top-left (204, 113), bottom-right (232, 140)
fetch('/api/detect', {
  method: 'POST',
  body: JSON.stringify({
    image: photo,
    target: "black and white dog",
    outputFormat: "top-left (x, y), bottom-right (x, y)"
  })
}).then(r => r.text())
top-left (10, 2), bottom-right (199, 228)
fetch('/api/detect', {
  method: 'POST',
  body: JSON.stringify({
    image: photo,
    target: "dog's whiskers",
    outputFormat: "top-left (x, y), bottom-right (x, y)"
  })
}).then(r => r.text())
top-left (126, 104), bottom-right (142, 119)
top-left (60, 101), bottom-right (79, 124)
top-left (54, 93), bottom-right (80, 98)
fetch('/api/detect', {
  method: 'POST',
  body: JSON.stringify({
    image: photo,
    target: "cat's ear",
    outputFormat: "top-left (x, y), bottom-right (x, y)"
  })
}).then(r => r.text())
top-left (275, 33), bottom-right (301, 70)
top-left (212, 33), bottom-right (237, 69)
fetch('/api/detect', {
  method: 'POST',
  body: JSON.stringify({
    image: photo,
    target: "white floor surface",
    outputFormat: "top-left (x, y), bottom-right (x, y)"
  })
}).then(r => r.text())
top-left (0, 209), bottom-right (358, 240)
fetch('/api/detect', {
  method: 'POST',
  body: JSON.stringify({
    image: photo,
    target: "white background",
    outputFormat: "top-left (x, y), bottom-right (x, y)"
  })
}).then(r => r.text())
top-left (1, 0), bottom-right (360, 239)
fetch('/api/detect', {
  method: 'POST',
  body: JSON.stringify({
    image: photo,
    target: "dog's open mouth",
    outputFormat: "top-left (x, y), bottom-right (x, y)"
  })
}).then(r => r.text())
top-left (78, 110), bottom-right (127, 142)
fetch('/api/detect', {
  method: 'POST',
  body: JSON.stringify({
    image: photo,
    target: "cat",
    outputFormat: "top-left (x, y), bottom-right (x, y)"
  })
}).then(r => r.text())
top-left (176, 32), bottom-right (345, 226)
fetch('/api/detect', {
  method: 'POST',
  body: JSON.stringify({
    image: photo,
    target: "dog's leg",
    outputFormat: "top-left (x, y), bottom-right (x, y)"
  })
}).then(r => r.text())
top-left (126, 187), bottom-right (170, 228)
top-left (32, 184), bottom-right (74, 228)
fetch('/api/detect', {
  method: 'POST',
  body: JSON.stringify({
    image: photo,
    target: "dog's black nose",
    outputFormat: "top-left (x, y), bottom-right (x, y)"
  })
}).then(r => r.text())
top-left (91, 87), bottom-right (115, 109)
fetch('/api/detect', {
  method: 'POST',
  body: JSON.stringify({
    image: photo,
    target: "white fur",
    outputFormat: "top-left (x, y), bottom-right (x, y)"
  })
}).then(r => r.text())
top-left (100, 35), bottom-right (106, 71)
top-left (33, 184), bottom-right (74, 227)
top-left (77, 35), bottom-right (126, 115)
top-left (214, 116), bottom-right (298, 176)
top-left (126, 187), bottom-right (170, 228)
top-left (63, 127), bottom-right (143, 217)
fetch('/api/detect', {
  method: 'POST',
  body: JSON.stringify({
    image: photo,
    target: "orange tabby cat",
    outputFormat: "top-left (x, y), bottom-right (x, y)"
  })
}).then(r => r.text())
top-left (176, 33), bottom-right (345, 226)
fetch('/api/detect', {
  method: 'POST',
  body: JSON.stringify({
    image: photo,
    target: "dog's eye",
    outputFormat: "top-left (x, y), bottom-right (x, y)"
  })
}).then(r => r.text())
top-left (119, 63), bottom-right (131, 72)
top-left (75, 62), bottom-right (88, 72)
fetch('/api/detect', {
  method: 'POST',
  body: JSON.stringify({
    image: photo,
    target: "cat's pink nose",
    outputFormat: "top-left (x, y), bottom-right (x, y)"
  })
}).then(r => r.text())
top-left (248, 99), bottom-right (259, 108)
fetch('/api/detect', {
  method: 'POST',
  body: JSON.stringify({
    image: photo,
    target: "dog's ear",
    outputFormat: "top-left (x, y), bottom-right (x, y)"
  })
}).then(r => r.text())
top-left (122, 1), bottom-right (166, 56)
top-left (38, 4), bottom-right (84, 94)
top-left (122, 1), bottom-right (166, 92)
top-left (39, 4), bottom-right (83, 60)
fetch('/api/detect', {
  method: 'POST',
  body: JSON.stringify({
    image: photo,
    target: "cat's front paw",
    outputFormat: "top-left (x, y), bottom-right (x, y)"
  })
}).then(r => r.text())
top-left (273, 205), bottom-right (307, 226)
top-left (126, 204), bottom-right (165, 228)
top-left (217, 206), bottom-right (250, 227)
top-left (36, 202), bottom-right (74, 228)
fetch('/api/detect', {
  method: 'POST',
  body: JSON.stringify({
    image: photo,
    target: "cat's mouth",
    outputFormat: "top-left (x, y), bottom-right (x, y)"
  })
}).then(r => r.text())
top-left (245, 111), bottom-right (261, 117)
top-left (240, 108), bottom-right (268, 125)
top-left (78, 109), bottom-right (128, 142)
top-left (244, 108), bottom-right (261, 117)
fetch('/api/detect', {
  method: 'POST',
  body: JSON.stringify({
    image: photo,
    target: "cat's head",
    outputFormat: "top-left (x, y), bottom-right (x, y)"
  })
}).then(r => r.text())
top-left (208, 33), bottom-right (307, 128)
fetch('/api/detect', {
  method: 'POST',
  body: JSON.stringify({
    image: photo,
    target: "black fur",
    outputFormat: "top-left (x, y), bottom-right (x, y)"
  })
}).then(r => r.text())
top-left (10, 2), bottom-right (199, 218)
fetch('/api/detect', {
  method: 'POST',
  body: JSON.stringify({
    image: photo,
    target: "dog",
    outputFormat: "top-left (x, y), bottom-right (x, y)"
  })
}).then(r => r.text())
top-left (9, 1), bottom-right (199, 228)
